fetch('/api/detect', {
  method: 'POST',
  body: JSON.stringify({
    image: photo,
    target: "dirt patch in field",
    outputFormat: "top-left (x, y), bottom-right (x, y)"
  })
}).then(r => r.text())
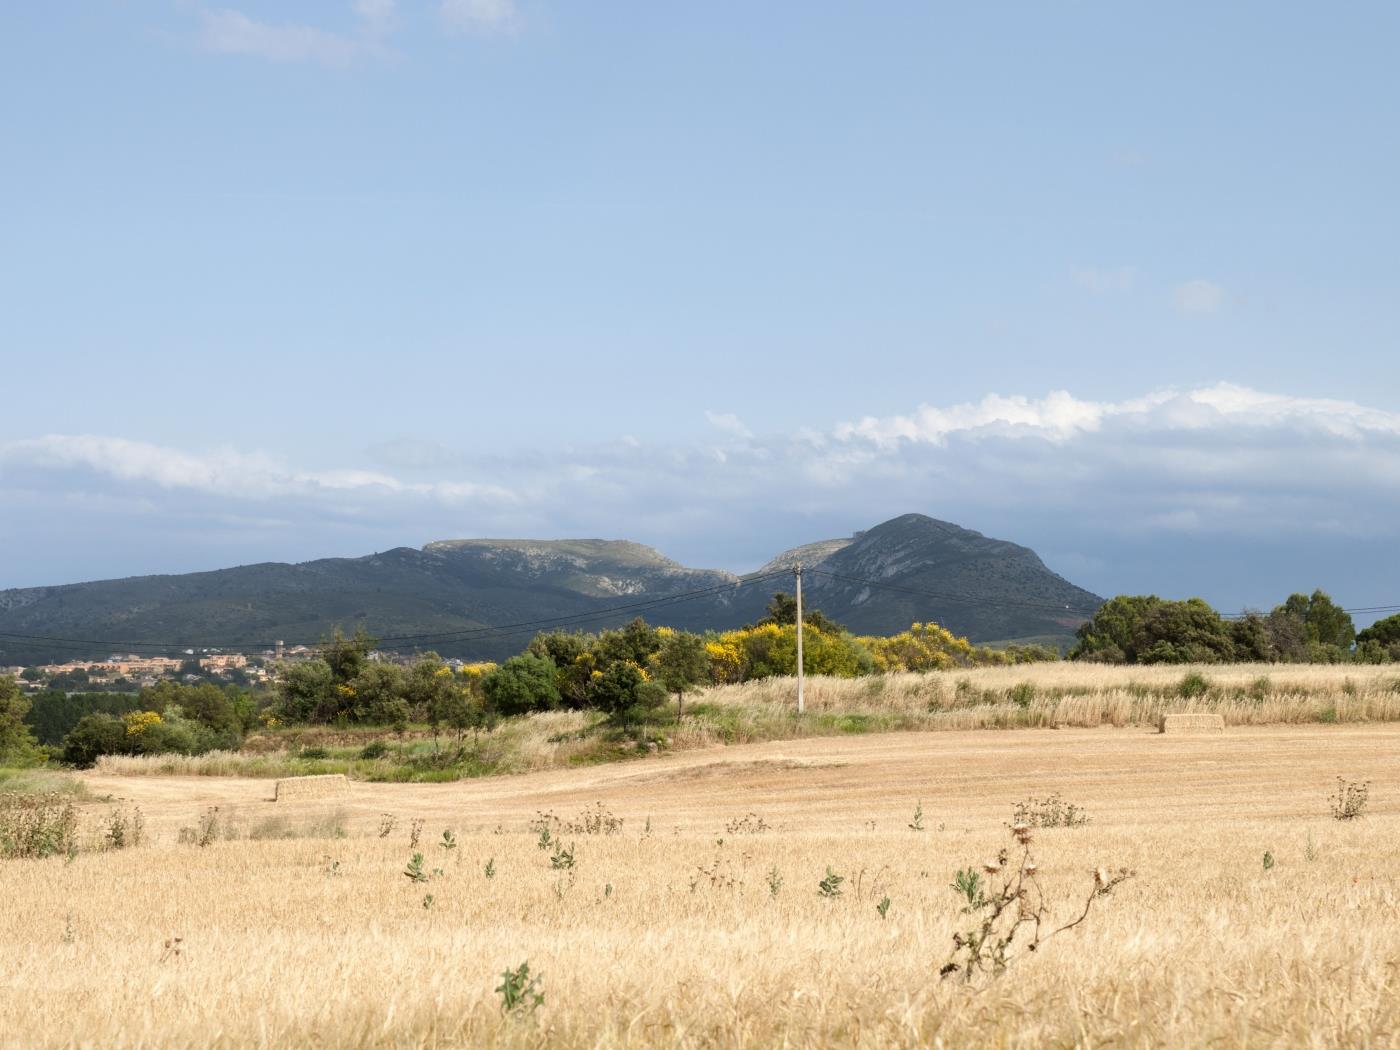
top-left (629, 757), bottom-right (847, 784)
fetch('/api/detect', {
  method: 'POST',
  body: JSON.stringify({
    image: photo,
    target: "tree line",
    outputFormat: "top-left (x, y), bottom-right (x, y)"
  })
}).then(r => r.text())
top-left (1070, 590), bottom-right (1400, 664)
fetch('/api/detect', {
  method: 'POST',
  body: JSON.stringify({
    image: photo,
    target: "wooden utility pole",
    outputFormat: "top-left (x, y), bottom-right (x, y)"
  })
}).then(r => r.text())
top-left (795, 563), bottom-right (805, 714)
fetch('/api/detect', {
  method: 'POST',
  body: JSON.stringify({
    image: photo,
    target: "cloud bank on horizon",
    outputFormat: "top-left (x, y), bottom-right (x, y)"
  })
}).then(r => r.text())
top-left (4, 382), bottom-right (1399, 608)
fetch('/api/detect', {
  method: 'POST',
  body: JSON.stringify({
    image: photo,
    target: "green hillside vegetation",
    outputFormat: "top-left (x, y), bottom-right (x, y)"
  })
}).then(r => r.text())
top-left (0, 515), bottom-right (1104, 664)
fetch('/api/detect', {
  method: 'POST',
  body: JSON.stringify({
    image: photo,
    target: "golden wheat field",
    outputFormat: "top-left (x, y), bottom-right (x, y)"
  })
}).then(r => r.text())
top-left (4, 665), bottom-right (1400, 1048)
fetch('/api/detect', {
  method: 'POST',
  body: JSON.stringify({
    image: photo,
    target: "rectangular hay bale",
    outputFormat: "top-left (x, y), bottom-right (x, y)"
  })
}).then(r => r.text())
top-left (274, 773), bottom-right (350, 801)
top-left (1159, 713), bottom-right (1225, 734)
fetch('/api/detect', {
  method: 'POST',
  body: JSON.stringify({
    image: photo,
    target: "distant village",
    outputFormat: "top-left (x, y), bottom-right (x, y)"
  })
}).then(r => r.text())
top-left (1, 641), bottom-right (451, 692)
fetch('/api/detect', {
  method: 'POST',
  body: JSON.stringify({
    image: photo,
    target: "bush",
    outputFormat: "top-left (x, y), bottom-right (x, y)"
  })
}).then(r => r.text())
top-left (60, 706), bottom-right (224, 768)
top-left (0, 793), bottom-right (78, 859)
top-left (1177, 673), bottom-right (1211, 699)
top-left (483, 654), bottom-right (560, 717)
top-left (61, 713), bottom-right (129, 768)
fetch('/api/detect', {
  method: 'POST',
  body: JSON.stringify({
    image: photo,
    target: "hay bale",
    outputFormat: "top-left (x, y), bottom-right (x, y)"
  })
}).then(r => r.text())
top-left (1159, 713), bottom-right (1225, 734)
top-left (274, 774), bottom-right (350, 802)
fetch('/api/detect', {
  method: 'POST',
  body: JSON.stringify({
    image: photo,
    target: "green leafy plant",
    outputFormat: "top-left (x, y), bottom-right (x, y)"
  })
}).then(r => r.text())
top-left (818, 867), bottom-right (845, 898)
top-left (404, 852), bottom-right (428, 883)
top-left (496, 961), bottom-right (544, 1015)
top-left (484, 857), bottom-right (496, 879)
top-left (549, 842), bottom-right (575, 870)
top-left (1262, 851), bottom-right (1275, 870)
top-left (950, 867), bottom-right (985, 911)
top-left (766, 866), bottom-right (783, 898)
top-left (876, 896), bottom-right (891, 919)
top-left (440, 829), bottom-right (457, 851)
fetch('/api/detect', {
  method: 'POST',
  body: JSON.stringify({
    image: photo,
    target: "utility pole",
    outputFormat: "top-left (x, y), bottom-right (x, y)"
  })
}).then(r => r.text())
top-left (795, 563), bottom-right (805, 714)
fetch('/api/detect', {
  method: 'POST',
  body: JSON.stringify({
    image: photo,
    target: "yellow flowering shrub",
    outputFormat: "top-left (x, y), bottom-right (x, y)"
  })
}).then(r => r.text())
top-left (861, 621), bottom-right (976, 673)
top-left (123, 710), bottom-right (163, 737)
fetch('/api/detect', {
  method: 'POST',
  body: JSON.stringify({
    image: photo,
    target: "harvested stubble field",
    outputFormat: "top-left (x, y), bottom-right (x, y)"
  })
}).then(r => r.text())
top-left (3, 714), bottom-right (1399, 1048)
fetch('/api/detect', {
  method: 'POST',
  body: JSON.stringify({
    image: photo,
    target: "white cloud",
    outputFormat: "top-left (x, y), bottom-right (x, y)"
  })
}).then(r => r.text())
top-left (1173, 278), bottom-right (1226, 315)
top-left (198, 4), bottom-right (398, 66)
top-left (0, 435), bottom-right (516, 506)
top-left (441, 0), bottom-right (521, 34)
top-left (1071, 266), bottom-right (1136, 294)
top-left (353, 0), bottom-right (396, 36)
top-left (6, 384), bottom-right (1400, 589)
top-left (704, 411), bottom-right (753, 440)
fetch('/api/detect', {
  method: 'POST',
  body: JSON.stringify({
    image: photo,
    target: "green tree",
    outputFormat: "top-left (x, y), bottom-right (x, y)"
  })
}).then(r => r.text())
top-left (1358, 612), bottom-right (1400, 648)
top-left (590, 661), bottom-right (644, 719)
top-left (322, 628), bottom-right (377, 687)
top-left (406, 654), bottom-right (460, 749)
top-left (1131, 599), bottom-right (1236, 664)
top-left (758, 592), bottom-right (844, 634)
top-left (1356, 613), bottom-right (1400, 662)
top-left (527, 632), bottom-right (594, 705)
top-left (351, 662), bottom-right (410, 725)
top-left (0, 677), bottom-right (41, 765)
top-left (60, 712), bottom-right (129, 768)
top-left (274, 660), bottom-right (334, 722)
top-left (1070, 596), bottom-right (1162, 662)
top-left (1272, 590), bottom-right (1355, 659)
top-left (142, 681), bottom-right (244, 741)
top-left (652, 632), bottom-right (710, 717)
top-left (482, 654), bottom-right (560, 718)
top-left (594, 618), bottom-right (663, 667)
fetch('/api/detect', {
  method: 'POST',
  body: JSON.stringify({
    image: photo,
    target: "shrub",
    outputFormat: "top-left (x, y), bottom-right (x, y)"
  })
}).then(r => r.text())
top-left (483, 654), bottom-right (560, 717)
top-left (1010, 795), bottom-right (1090, 829)
top-left (0, 793), bottom-right (79, 859)
top-left (104, 806), bottom-right (145, 850)
top-left (1008, 683), bottom-right (1036, 709)
top-left (1178, 673), bottom-right (1211, 699)
top-left (1330, 778), bottom-right (1370, 821)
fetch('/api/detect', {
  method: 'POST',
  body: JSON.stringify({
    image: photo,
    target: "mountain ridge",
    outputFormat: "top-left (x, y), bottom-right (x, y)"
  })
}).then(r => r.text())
top-left (0, 515), bottom-right (1102, 663)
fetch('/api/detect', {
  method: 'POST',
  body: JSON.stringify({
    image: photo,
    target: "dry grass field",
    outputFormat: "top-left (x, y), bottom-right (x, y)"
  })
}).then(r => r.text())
top-left (89, 662), bottom-right (1400, 781)
top-left (4, 707), bottom-right (1400, 1047)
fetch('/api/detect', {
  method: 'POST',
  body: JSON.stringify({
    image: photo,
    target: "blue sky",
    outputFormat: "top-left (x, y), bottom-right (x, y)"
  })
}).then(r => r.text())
top-left (2, 2), bottom-right (1399, 620)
